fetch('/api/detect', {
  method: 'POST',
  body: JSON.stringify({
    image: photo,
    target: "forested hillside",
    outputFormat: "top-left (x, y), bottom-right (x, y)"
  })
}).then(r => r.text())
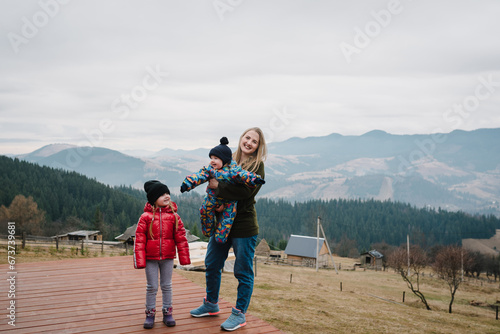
top-left (1, 155), bottom-right (499, 252)
top-left (255, 199), bottom-right (500, 252)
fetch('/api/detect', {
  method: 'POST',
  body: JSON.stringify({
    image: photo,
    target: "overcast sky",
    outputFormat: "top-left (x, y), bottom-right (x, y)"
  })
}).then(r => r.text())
top-left (1, 0), bottom-right (499, 155)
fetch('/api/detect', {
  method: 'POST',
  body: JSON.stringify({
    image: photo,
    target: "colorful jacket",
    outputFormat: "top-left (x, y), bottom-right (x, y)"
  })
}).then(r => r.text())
top-left (180, 160), bottom-right (265, 243)
top-left (215, 161), bottom-right (265, 238)
top-left (133, 201), bottom-right (191, 269)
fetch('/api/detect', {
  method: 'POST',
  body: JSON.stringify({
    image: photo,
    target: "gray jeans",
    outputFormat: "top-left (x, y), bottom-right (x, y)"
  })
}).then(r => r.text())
top-left (145, 259), bottom-right (174, 310)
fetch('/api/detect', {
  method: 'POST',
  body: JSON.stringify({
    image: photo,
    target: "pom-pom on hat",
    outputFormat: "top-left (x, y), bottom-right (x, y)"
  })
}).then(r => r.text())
top-left (144, 180), bottom-right (170, 205)
top-left (209, 137), bottom-right (232, 165)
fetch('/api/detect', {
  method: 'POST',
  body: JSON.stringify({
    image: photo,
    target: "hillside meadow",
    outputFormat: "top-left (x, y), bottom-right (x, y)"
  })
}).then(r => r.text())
top-left (2, 248), bottom-right (499, 333)
top-left (178, 256), bottom-right (500, 334)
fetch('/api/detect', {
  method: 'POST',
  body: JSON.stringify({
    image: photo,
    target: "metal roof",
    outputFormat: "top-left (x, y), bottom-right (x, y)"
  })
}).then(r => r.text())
top-left (66, 230), bottom-right (100, 236)
top-left (284, 234), bottom-right (325, 259)
top-left (361, 249), bottom-right (384, 258)
top-left (115, 224), bottom-right (137, 241)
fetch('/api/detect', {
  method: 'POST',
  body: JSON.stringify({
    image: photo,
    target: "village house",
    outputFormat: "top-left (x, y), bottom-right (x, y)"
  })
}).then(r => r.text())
top-left (55, 230), bottom-right (101, 241)
top-left (284, 234), bottom-right (330, 267)
top-left (360, 249), bottom-right (384, 270)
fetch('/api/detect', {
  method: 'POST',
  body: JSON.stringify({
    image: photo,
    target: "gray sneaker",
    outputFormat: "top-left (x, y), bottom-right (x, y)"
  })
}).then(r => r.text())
top-left (190, 298), bottom-right (220, 317)
top-left (221, 307), bottom-right (246, 331)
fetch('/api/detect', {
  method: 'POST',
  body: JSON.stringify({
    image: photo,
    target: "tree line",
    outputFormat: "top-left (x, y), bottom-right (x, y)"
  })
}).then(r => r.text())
top-left (1, 155), bottom-right (499, 254)
top-left (255, 198), bottom-right (500, 253)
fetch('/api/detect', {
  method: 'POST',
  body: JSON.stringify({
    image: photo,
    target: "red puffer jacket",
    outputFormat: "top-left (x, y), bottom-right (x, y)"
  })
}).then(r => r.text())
top-left (134, 202), bottom-right (191, 269)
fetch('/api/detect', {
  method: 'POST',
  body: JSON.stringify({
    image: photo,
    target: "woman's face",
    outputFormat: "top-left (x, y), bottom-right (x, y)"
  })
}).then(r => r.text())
top-left (240, 130), bottom-right (260, 157)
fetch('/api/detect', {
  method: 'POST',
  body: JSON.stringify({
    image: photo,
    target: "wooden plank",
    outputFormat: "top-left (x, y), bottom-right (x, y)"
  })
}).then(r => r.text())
top-left (0, 256), bottom-right (283, 333)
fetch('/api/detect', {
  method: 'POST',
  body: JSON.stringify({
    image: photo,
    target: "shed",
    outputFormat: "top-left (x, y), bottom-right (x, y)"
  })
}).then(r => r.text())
top-left (115, 224), bottom-right (137, 244)
top-left (360, 249), bottom-right (384, 269)
top-left (284, 235), bottom-right (329, 267)
top-left (56, 230), bottom-right (101, 241)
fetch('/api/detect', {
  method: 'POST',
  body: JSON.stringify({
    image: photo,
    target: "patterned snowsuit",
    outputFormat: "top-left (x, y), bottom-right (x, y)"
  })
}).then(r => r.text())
top-left (180, 160), bottom-right (265, 243)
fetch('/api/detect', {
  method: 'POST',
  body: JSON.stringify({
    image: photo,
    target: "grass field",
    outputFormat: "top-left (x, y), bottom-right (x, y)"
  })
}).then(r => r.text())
top-left (2, 247), bottom-right (499, 333)
top-left (177, 256), bottom-right (500, 334)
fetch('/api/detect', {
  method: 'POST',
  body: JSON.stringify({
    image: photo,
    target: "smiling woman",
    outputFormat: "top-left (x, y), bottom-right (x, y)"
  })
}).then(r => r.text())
top-left (190, 127), bottom-right (267, 331)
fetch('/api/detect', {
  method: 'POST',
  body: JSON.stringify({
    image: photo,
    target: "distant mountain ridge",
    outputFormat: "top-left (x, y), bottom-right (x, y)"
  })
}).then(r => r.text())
top-left (14, 128), bottom-right (500, 216)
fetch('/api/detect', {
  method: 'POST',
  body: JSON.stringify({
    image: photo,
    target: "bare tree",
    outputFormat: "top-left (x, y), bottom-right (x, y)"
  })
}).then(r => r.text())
top-left (433, 245), bottom-right (469, 314)
top-left (388, 245), bottom-right (431, 310)
top-left (485, 254), bottom-right (500, 281)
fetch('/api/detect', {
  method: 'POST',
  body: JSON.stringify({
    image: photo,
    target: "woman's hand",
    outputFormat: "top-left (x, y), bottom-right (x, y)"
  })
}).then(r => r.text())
top-left (208, 178), bottom-right (219, 189)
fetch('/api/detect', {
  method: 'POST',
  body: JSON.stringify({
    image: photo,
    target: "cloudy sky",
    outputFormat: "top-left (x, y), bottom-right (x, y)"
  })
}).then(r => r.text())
top-left (1, 0), bottom-right (499, 155)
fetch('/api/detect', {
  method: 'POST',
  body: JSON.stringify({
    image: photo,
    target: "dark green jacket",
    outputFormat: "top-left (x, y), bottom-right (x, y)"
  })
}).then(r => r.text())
top-left (215, 162), bottom-right (265, 238)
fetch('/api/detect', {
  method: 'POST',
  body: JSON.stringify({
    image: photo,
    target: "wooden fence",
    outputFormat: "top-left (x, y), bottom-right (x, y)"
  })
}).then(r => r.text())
top-left (0, 234), bottom-right (131, 256)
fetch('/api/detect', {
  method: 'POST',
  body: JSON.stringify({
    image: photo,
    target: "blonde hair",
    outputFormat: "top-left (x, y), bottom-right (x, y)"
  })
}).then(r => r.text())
top-left (233, 127), bottom-right (267, 173)
top-left (148, 202), bottom-right (179, 240)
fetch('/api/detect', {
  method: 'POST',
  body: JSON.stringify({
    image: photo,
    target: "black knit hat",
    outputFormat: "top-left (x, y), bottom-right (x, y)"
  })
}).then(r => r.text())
top-left (209, 137), bottom-right (232, 165)
top-left (144, 180), bottom-right (170, 205)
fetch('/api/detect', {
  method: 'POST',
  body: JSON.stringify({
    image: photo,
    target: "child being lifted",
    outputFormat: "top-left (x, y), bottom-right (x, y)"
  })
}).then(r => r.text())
top-left (180, 137), bottom-right (265, 243)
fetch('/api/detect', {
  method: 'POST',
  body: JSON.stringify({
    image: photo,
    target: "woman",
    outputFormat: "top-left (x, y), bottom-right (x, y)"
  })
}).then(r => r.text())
top-left (190, 127), bottom-right (267, 331)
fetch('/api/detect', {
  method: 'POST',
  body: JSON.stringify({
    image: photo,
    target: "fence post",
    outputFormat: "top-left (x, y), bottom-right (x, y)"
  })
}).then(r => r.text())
top-left (340, 282), bottom-right (342, 292)
top-left (101, 239), bottom-right (104, 254)
top-left (403, 291), bottom-right (405, 303)
top-left (81, 240), bottom-right (84, 255)
top-left (290, 274), bottom-right (292, 283)
top-left (56, 236), bottom-right (59, 251)
top-left (22, 232), bottom-right (26, 249)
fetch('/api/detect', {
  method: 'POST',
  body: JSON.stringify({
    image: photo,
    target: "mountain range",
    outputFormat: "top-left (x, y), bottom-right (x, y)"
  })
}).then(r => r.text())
top-left (14, 128), bottom-right (500, 216)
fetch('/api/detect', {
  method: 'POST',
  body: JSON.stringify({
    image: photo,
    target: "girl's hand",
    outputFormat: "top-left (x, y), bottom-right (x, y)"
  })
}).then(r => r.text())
top-left (208, 178), bottom-right (219, 189)
top-left (215, 204), bottom-right (225, 213)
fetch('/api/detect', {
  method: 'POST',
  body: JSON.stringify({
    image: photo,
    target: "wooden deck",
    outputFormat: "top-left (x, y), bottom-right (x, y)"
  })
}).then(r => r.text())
top-left (0, 256), bottom-right (283, 333)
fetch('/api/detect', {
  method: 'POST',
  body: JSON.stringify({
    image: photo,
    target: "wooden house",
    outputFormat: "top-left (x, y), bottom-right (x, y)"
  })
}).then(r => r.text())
top-left (360, 249), bottom-right (384, 270)
top-left (284, 235), bottom-right (329, 267)
top-left (115, 224), bottom-right (137, 244)
top-left (56, 230), bottom-right (101, 241)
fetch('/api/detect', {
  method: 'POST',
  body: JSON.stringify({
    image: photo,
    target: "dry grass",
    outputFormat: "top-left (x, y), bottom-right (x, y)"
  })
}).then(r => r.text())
top-left (0, 243), bottom-right (131, 263)
top-left (3, 247), bottom-right (499, 333)
top-left (177, 256), bottom-right (500, 334)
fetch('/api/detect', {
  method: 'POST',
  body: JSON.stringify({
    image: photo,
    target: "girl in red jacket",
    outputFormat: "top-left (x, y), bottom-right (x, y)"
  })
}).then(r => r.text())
top-left (134, 180), bottom-right (191, 329)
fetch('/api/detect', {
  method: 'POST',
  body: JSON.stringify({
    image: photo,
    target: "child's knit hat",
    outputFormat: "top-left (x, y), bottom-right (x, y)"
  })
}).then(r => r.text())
top-left (209, 137), bottom-right (232, 165)
top-left (144, 180), bottom-right (170, 205)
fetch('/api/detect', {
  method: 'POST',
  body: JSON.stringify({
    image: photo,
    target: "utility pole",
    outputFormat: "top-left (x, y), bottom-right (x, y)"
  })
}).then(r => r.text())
top-left (407, 233), bottom-right (410, 276)
top-left (316, 216), bottom-right (339, 274)
top-left (316, 216), bottom-right (320, 272)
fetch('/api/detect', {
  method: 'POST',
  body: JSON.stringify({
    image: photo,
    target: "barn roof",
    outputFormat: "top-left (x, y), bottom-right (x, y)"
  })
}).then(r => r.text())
top-left (361, 249), bottom-right (384, 258)
top-left (115, 224), bottom-right (137, 241)
top-left (54, 230), bottom-right (101, 238)
top-left (284, 234), bottom-right (325, 259)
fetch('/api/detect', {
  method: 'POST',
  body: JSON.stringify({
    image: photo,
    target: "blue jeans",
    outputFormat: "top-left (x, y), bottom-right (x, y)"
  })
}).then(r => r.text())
top-left (205, 235), bottom-right (257, 313)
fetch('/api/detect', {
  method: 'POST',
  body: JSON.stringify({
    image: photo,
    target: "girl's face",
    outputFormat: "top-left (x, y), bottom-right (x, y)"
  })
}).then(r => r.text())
top-left (240, 130), bottom-right (260, 157)
top-left (210, 155), bottom-right (224, 169)
top-left (155, 193), bottom-right (171, 207)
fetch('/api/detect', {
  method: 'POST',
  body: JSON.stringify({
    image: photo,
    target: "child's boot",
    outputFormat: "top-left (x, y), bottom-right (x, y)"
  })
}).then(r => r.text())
top-left (143, 308), bottom-right (156, 329)
top-left (163, 307), bottom-right (176, 327)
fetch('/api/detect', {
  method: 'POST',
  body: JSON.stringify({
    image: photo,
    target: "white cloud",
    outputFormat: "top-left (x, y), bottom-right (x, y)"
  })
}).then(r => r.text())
top-left (1, 0), bottom-right (499, 155)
